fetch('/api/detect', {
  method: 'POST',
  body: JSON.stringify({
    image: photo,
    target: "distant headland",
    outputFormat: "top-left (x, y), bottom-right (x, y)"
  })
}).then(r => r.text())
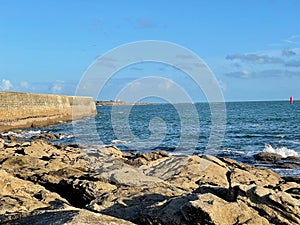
top-left (96, 100), bottom-right (150, 106)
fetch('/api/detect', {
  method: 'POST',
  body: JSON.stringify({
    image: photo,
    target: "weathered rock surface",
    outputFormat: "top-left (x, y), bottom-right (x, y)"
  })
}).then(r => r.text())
top-left (254, 151), bottom-right (300, 169)
top-left (0, 135), bottom-right (299, 225)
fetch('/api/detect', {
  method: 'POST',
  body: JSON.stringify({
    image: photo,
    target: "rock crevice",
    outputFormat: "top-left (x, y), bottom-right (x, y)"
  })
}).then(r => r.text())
top-left (0, 134), bottom-right (299, 224)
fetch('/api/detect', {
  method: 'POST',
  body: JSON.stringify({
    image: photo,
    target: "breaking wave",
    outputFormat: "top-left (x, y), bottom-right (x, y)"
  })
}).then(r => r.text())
top-left (264, 144), bottom-right (299, 158)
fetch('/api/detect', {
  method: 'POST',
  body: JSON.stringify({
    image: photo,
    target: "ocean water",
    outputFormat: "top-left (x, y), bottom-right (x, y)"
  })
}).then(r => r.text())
top-left (5, 100), bottom-right (300, 177)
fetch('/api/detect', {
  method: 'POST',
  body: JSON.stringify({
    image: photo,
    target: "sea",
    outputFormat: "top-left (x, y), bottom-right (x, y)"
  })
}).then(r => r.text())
top-left (3, 100), bottom-right (300, 177)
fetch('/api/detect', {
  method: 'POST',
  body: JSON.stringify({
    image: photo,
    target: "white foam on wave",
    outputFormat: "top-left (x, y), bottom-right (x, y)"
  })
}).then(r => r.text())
top-left (264, 144), bottom-right (299, 158)
top-left (111, 139), bottom-right (129, 145)
top-left (1, 131), bottom-right (22, 137)
top-left (24, 130), bottom-right (42, 135)
top-left (1, 130), bottom-right (43, 138)
top-left (59, 134), bottom-right (74, 139)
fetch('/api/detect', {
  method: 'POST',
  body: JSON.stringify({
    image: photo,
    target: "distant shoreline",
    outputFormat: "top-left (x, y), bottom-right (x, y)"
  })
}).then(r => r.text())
top-left (95, 100), bottom-right (151, 106)
top-left (96, 99), bottom-right (297, 105)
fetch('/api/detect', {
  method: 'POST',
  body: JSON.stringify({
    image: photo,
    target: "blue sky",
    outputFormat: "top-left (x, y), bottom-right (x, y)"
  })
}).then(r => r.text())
top-left (1, 0), bottom-right (300, 102)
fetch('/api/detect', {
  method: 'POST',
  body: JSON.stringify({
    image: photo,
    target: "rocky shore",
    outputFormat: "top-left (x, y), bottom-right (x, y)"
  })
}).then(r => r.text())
top-left (0, 133), bottom-right (299, 225)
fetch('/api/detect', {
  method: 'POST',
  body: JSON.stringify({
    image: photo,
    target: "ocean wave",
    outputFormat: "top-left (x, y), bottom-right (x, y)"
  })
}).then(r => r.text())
top-left (59, 134), bottom-right (74, 139)
top-left (1, 131), bottom-right (22, 137)
top-left (1, 130), bottom-right (42, 138)
top-left (111, 139), bottom-right (129, 145)
top-left (264, 144), bottom-right (299, 158)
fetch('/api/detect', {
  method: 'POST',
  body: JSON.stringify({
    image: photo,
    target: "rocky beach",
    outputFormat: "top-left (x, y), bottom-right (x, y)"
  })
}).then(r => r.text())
top-left (0, 131), bottom-right (299, 225)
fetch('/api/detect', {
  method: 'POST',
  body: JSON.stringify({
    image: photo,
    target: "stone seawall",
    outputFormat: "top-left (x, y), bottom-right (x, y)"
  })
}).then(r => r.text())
top-left (0, 91), bottom-right (97, 132)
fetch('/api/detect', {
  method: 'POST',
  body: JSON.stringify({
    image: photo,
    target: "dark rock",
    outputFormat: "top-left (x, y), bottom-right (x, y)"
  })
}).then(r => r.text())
top-left (286, 156), bottom-right (300, 162)
top-left (283, 176), bottom-right (300, 184)
top-left (254, 152), bottom-right (283, 161)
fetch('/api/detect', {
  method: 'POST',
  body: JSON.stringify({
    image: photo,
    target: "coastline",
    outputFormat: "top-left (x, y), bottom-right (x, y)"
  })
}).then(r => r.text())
top-left (96, 100), bottom-right (150, 106)
top-left (0, 132), bottom-right (299, 224)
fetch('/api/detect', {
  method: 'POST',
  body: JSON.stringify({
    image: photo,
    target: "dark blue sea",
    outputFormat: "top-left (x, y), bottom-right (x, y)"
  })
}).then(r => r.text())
top-left (4, 101), bottom-right (300, 177)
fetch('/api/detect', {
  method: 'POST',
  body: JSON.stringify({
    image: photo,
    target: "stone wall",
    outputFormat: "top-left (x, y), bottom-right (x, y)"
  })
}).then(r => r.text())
top-left (0, 91), bottom-right (97, 131)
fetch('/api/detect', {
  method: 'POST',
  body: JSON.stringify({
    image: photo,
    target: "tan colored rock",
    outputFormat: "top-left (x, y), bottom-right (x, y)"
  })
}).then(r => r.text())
top-left (0, 208), bottom-right (136, 225)
top-left (223, 157), bottom-right (283, 187)
top-left (142, 155), bottom-right (229, 190)
top-left (65, 209), bottom-right (136, 225)
top-left (0, 138), bottom-right (5, 149)
top-left (21, 141), bottom-right (31, 147)
top-left (138, 151), bottom-right (169, 162)
top-left (129, 157), bottom-right (148, 166)
top-left (123, 150), bottom-right (169, 167)
top-left (99, 146), bottom-right (124, 157)
top-left (269, 191), bottom-right (300, 215)
top-left (253, 186), bottom-right (272, 198)
top-left (230, 167), bottom-right (282, 187)
top-left (237, 184), bottom-right (300, 225)
top-left (92, 156), bottom-right (164, 187)
top-left (202, 154), bottom-right (227, 168)
top-left (1, 156), bottom-right (47, 177)
top-left (0, 170), bottom-right (68, 214)
top-left (5, 141), bottom-right (20, 148)
top-left (278, 182), bottom-right (300, 192)
top-left (89, 182), bottom-right (184, 222)
top-left (23, 140), bottom-right (60, 158)
top-left (182, 193), bottom-right (269, 225)
top-left (109, 165), bottom-right (163, 186)
top-left (1, 137), bottom-right (299, 225)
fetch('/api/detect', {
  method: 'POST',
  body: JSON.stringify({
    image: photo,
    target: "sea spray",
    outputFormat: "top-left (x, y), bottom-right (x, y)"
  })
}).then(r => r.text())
top-left (264, 144), bottom-right (299, 158)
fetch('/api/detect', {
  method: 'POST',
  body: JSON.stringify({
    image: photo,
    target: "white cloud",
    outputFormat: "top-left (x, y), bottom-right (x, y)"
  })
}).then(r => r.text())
top-left (225, 69), bottom-right (299, 79)
top-left (226, 53), bottom-right (283, 64)
top-left (128, 81), bottom-right (141, 89)
top-left (0, 79), bottom-right (13, 91)
top-left (158, 79), bottom-right (174, 90)
top-left (52, 80), bottom-right (64, 93)
top-left (285, 34), bottom-right (300, 44)
top-left (20, 81), bottom-right (29, 88)
top-left (282, 48), bottom-right (296, 57)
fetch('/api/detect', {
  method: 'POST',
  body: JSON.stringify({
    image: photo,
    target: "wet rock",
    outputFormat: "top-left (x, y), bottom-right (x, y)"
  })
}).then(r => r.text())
top-left (43, 132), bottom-right (62, 140)
top-left (286, 156), bottom-right (300, 162)
top-left (283, 176), bottom-right (300, 184)
top-left (275, 162), bottom-right (299, 169)
top-left (254, 152), bottom-right (283, 161)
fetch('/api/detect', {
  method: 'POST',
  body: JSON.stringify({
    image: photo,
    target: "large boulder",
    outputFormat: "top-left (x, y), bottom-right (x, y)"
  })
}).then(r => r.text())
top-left (254, 152), bottom-right (283, 161)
